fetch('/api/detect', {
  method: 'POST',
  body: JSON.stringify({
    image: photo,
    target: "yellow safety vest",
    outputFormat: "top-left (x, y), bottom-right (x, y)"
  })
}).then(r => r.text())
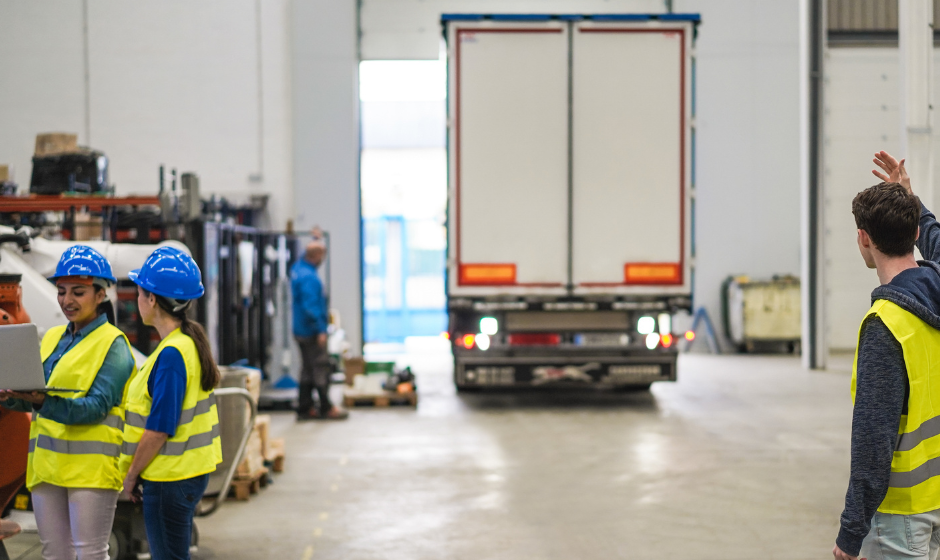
top-left (852, 299), bottom-right (940, 514)
top-left (119, 328), bottom-right (222, 482)
top-left (28, 322), bottom-right (135, 491)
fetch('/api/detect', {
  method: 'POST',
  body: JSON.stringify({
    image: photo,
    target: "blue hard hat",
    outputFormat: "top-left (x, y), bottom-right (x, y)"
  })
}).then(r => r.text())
top-left (129, 246), bottom-right (205, 300)
top-left (49, 245), bottom-right (117, 284)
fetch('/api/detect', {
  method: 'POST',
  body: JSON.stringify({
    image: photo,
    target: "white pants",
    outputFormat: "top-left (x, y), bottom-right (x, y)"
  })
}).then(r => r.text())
top-left (31, 483), bottom-right (119, 560)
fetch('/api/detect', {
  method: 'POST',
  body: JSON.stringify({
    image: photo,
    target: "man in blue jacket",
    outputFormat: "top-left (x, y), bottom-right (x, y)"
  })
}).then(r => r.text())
top-left (291, 232), bottom-right (347, 420)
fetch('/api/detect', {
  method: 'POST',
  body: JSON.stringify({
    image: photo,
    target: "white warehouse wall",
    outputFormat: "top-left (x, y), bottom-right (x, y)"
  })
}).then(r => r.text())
top-left (0, 1), bottom-right (294, 229)
top-left (360, 0), bottom-right (803, 349)
top-left (823, 46), bottom-right (940, 351)
top-left (677, 0), bottom-right (802, 349)
top-left (291, 0), bottom-right (363, 354)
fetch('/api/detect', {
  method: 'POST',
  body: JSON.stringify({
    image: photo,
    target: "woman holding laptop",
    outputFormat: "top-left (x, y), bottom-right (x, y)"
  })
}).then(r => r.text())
top-left (0, 245), bottom-right (136, 560)
top-left (118, 246), bottom-right (222, 560)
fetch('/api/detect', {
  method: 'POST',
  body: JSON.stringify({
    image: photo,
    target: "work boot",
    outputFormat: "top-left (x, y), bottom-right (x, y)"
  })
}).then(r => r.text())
top-left (296, 409), bottom-right (320, 421)
top-left (323, 406), bottom-right (349, 420)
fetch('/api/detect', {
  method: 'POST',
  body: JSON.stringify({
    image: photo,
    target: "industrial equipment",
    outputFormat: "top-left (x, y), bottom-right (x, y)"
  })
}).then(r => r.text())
top-left (443, 13), bottom-right (700, 390)
top-left (30, 151), bottom-right (110, 195)
top-left (723, 275), bottom-right (801, 353)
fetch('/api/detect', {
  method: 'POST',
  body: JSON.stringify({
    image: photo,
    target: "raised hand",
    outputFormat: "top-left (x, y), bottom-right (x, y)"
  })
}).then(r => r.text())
top-left (872, 151), bottom-right (911, 194)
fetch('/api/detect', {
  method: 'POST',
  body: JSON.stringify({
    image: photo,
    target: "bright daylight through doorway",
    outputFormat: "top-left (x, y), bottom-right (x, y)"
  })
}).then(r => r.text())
top-left (359, 58), bottom-right (449, 354)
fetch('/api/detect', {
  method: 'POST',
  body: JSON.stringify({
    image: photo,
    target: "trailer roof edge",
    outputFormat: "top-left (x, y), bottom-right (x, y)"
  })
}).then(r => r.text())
top-left (441, 13), bottom-right (701, 24)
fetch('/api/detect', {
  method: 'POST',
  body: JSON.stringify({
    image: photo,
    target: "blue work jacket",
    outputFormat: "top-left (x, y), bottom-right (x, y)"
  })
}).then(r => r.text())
top-left (291, 258), bottom-right (328, 337)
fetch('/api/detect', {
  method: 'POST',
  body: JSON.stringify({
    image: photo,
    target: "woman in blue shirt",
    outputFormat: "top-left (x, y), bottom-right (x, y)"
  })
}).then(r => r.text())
top-left (0, 246), bottom-right (135, 560)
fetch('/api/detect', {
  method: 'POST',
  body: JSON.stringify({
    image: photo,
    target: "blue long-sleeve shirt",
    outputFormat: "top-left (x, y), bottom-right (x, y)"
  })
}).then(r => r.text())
top-left (918, 202), bottom-right (940, 263)
top-left (291, 258), bottom-right (328, 337)
top-left (145, 346), bottom-right (187, 437)
top-left (1, 314), bottom-right (134, 425)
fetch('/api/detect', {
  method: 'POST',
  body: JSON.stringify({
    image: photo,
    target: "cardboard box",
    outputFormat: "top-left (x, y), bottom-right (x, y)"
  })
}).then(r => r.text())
top-left (343, 357), bottom-right (365, 386)
top-left (245, 369), bottom-right (261, 404)
top-left (73, 212), bottom-right (103, 241)
top-left (267, 437), bottom-right (285, 472)
top-left (265, 437), bottom-right (285, 462)
top-left (255, 414), bottom-right (271, 458)
top-left (35, 133), bottom-right (78, 157)
top-left (236, 425), bottom-right (265, 478)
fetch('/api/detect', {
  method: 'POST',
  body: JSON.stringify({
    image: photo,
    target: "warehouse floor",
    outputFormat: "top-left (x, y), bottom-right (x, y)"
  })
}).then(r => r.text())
top-left (4, 353), bottom-right (853, 560)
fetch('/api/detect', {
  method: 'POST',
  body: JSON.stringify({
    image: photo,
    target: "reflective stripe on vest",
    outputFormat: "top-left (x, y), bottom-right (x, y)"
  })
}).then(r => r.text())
top-left (121, 422), bottom-right (221, 456)
top-left (119, 328), bottom-right (222, 482)
top-left (30, 435), bottom-right (121, 457)
top-left (124, 394), bottom-right (216, 429)
top-left (27, 323), bottom-right (136, 491)
top-left (852, 299), bottom-right (940, 514)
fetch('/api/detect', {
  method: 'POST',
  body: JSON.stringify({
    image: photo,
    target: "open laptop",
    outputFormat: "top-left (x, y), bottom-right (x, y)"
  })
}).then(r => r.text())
top-left (0, 323), bottom-right (79, 393)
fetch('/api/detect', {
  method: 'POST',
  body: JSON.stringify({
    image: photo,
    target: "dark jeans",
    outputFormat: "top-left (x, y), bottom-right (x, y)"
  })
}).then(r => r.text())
top-left (296, 335), bottom-right (332, 415)
top-left (142, 474), bottom-right (209, 560)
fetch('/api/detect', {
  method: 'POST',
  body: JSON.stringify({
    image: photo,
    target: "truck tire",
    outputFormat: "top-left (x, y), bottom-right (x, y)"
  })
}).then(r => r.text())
top-left (107, 527), bottom-right (129, 560)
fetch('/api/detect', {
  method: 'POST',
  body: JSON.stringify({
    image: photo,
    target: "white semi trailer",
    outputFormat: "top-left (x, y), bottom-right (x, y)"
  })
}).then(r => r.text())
top-left (444, 13), bottom-right (700, 390)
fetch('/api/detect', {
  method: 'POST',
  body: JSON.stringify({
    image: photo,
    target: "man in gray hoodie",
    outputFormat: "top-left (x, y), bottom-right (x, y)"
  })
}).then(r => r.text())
top-left (834, 152), bottom-right (940, 560)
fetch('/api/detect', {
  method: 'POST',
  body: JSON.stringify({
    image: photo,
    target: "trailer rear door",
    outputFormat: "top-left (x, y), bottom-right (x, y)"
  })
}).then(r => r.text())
top-left (571, 21), bottom-right (692, 296)
top-left (447, 20), bottom-right (570, 296)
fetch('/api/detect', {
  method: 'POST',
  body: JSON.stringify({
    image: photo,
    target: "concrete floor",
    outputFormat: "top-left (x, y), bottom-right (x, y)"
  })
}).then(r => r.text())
top-left (4, 353), bottom-right (854, 560)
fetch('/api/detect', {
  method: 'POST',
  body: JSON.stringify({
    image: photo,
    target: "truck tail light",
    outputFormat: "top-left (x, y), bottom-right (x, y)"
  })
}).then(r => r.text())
top-left (661, 333), bottom-right (674, 348)
top-left (459, 264), bottom-right (517, 285)
top-left (508, 333), bottom-right (561, 346)
top-left (624, 263), bottom-right (681, 285)
top-left (461, 334), bottom-right (475, 349)
top-left (684, 331), bottom-right (695, 341)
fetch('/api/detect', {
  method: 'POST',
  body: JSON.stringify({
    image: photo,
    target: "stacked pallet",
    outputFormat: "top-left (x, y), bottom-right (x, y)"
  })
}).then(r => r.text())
top-left (229, 413), bottom-right (287, 501)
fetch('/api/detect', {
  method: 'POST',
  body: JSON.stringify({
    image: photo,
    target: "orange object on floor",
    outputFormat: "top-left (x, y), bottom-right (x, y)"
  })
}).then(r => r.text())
top-left (396, 382), bottom-right (414, 394)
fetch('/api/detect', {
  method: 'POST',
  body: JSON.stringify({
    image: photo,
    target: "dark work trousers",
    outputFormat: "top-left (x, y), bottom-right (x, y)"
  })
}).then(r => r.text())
top-left (142, 474), bottom-right (209, 560)
top-left (296, 335), bottom-right (332, 415)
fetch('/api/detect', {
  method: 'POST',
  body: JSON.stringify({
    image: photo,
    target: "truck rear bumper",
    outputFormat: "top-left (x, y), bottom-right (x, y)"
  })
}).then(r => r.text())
top-left (454, 352), bottom-right (677, 388)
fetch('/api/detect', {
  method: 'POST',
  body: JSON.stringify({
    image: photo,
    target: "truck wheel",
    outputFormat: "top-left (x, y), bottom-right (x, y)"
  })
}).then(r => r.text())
top-left (108, 528), bottom-right (129, 560)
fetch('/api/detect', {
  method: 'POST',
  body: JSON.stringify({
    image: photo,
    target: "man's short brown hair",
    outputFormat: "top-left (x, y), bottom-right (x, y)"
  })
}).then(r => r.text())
top-left (851, 182), bottom-right (920, 257)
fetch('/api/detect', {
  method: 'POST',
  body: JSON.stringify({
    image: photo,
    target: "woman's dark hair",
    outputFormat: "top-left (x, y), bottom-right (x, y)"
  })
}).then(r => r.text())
top-left (93, 285), bottom-right (116, 325)
top-left (144, 289), bottom-right (221, 391)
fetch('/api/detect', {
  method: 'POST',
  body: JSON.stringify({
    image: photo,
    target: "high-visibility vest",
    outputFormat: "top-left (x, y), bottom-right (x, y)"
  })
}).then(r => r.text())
top-left (119, 328), bottom-right (222, 482)
top-left (852, 299), bottom-right (940, 514)
top-left (28, 322), bottom-right (135, 491)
